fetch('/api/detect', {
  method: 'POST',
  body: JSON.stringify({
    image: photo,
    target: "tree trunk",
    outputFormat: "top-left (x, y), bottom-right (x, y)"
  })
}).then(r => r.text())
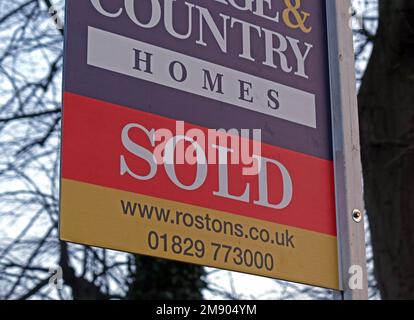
top-left (127, 256), bottom-right (206, 300)
top-left (358, 0), bottom-right (414, 299)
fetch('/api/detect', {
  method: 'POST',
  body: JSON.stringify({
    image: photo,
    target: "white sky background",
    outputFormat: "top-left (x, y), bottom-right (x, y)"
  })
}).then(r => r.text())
top-left (0, 0), bottom-right (379, 300)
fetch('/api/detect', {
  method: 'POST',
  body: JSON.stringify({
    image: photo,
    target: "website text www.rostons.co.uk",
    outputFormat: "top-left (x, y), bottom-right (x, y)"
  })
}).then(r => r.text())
top-left (120, 200), bottom-right (295, 248)
top-left (120, 199), bottom-right (296, 273)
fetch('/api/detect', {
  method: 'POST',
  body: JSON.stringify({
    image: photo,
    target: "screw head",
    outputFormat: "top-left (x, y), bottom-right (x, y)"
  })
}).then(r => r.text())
top-left (352, 209), bottom-right (363, 223)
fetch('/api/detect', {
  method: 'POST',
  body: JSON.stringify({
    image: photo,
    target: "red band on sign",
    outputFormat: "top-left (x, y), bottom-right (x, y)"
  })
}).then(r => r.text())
top-left (61, 92), bottom-right (337, 236)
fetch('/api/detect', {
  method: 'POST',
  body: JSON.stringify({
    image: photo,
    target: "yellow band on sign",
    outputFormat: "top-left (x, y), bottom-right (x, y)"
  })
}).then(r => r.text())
top-left (60, 178), bottom-right (339, 289)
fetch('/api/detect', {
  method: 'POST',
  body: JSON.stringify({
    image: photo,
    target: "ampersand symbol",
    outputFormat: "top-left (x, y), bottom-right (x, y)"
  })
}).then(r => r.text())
top-left (282, 0), bottom-right (312, 34)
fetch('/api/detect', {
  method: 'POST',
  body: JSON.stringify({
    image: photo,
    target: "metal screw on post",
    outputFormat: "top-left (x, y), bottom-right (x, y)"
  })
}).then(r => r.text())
top-left (352, 209), bottom-right (363, 223)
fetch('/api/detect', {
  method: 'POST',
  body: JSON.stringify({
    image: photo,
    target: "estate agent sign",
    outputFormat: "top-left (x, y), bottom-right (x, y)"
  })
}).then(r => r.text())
top-left (60, 0), bottom-right (366, 296)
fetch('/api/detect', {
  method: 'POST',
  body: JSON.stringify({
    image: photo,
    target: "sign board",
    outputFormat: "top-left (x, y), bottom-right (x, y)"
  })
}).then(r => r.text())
top-left (60, 0), bottom-right (366, 294)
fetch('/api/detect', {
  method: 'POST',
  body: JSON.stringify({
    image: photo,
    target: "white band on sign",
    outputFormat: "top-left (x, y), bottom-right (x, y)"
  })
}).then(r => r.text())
top-left (87, 27), bottom-right (316, 128)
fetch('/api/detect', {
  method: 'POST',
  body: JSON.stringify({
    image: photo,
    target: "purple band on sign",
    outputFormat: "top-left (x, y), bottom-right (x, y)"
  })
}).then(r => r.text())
top-left (64, 0), bottom-right (333, 160)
